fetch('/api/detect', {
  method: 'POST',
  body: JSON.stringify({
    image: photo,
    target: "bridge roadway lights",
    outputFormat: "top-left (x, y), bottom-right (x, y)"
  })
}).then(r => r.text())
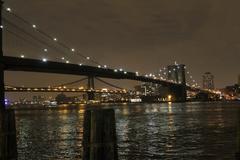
top-left (83, 108), bottom-right (118, 160)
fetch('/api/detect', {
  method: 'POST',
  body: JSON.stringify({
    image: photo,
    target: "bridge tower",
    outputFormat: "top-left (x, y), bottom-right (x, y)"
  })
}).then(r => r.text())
top-left (167, 64), bottom-right (187, 102)
top-left (87, 76), bottom-right (95, 101)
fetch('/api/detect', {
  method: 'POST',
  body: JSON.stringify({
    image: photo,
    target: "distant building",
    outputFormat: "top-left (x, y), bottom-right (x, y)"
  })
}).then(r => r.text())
top-left (167, 64), bottom-right (186, 85)
top-left (202, 72), bottom-right (214, 90)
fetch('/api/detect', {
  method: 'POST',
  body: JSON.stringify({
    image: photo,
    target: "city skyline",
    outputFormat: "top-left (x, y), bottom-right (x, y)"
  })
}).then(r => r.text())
top-left (3, 0), bottom-right (240, 90)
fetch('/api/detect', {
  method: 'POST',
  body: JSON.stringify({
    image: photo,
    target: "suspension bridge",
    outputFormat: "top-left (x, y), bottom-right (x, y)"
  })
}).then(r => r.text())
top-left (0, 2), bottom-right (218, 105)
top-left (0, 2), bottom-right (223, 159)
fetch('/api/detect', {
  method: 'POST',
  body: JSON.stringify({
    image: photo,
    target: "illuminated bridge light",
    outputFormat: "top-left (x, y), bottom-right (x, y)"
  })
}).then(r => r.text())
top-left (42, 58), bottom-right (47, 62)
top-left (119, 68), bottom-right (123, 72)
top-left (124, 71), bottom-right (127, 74)
top-left (98, 65), bottom-right (101, 68)
top-left (0, 25), bottom-right (3, 29)
top-left (53, 38), bottom-right (57, 41)
top-left (66, 61), bottom-right (70, 64)
top-left (86, 57), bottom-right (90, 60)
top-left (71, 48), bottom-right (75, 52)
top-left (61, 57), bottom-right (65, 60)
top-left (20, 55), bottom-right (25, 58)
top-left (114, 69), bottom-right (118, 72)
top-left (6, 8), bottom-right (11, 12)
top-left (104, 65), bottom-right (107, 68)
top-left (79, 63), bottom-right (82, 66)
top-left (44, 48), bottom-right (48, 52)
top-left (32, 24), bottom-right (37, 28)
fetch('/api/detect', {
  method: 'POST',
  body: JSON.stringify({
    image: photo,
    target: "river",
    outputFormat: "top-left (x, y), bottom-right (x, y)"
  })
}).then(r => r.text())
top-left (15, 102), bottom-right (240, 160)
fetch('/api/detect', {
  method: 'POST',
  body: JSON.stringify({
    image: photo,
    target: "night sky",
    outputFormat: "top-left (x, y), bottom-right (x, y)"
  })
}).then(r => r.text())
top-left (3, 0), bottom-right (240, 100)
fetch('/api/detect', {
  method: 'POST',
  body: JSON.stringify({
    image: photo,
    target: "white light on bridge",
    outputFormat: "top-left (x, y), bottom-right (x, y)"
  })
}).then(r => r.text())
top-left (6, 8), bottom-right (11, 12)
top-left (79, 63), bottom-right (82, 66)
top-left (98, 65), bottom-right (101, 68)
top-left (135, 71), bottom-right (139, 76)
top-left (61, 57), bottom-right (65, 60)
top-left (0, 25), bottom-right (3, 29)
top-left (71, 48), bottom-right (75, 52)
top-left (20, 55), bottom-right (25, 58)
top-left (124, 71), bottom-right (127, 74)
top-left (66, 61), bottom-right (70, 64)
top-left (32, 24), bottom-right (37, 28)
top-left (86, 57), bottom-right (90, 60)
top-left (104, 65), bottom-right (107, 68)
top-left (119, 68), bottom-right (123, 72)
top-left (42, 58), bottom-right (47, 62)
top-left (114, 69), bottom-right (118, 72)
top-left (44, 48), bottom-right (48, 52)
top-left (53, 38), bottom-right (58, 41)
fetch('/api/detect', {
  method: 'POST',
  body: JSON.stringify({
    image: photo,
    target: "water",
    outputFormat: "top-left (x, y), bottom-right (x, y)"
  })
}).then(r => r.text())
top-left (15, 102), bottom-right (240, 160)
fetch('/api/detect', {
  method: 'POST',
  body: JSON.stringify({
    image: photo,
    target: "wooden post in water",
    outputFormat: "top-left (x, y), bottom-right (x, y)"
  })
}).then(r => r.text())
top-left (0, 0), bottom-right (6, 159)
top-left (236, 109), bottom-right (240, 159)
top-left (0, 1), bottom-right (17, 159)
top-left (4, 110), bottom-right (17, 160)
top-left (83, 109), bottom-right (118, 160)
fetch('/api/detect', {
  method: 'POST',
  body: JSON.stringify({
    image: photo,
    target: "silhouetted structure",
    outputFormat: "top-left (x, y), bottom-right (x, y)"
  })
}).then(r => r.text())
top-left (83, 109), bottom-right (118, 160)
top-left (202, 72), bottom-right (214, 90)
top-left (167, 64), bottom-right (187, 102)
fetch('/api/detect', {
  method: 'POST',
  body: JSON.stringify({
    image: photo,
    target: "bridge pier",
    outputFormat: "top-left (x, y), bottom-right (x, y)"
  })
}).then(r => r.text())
top-left (168, 85), bottom-right (187, 102)
top-left (87, 76), bottom-right (95, 101)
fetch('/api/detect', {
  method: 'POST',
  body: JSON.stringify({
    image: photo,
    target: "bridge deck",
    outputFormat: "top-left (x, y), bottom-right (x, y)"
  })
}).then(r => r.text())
top-left (2, 56), bottom-right (179, 87)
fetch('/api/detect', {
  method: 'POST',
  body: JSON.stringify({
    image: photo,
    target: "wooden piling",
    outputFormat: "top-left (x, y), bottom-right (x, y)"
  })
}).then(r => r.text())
top-left (5, 110), bottom-right (17, 160)
top-left (236, 109), bottom-right (240, 159)
top-left (82, 108), bottom-right (118, 160)
top-left (0, 109), bottom-right (18, 160)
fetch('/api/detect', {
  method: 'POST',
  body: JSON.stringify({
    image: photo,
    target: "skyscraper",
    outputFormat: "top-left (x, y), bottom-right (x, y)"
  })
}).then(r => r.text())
top-left (167, 64), bottom-right (186, 85)
top-left (202, 72), bottom-right (214, 89)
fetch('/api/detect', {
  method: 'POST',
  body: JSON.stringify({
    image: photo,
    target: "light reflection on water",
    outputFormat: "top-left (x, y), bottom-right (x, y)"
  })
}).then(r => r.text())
top-left (15, 102), bottom-right (240, 160)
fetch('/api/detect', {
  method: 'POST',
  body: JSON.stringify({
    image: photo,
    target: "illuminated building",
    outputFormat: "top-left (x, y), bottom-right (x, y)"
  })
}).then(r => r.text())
top-left (202, 72), bottom-right (214, 89)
